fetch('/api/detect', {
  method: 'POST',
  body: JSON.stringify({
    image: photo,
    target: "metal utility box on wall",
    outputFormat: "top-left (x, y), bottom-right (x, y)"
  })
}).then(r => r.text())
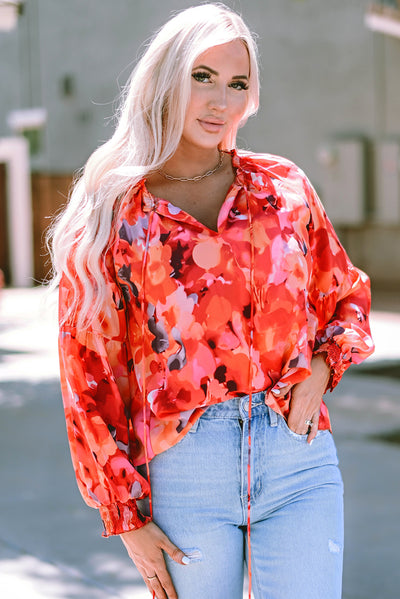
top-left (374, 141), bottom-right (400, 224)
top-left (317, 139), bottom-right (367, 226)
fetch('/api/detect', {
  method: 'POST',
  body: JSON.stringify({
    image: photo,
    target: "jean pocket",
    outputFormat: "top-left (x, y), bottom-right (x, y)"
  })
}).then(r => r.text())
top-left (279, 415), bottom-right (308, 442)
top-left (278, 415), bottom-right (329, 444)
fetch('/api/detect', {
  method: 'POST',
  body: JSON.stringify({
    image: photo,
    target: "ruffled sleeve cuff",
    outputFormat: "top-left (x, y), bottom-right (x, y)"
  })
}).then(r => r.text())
top-left (314, 341), bottom-right (350, 392)
top-left (99, 500), bottom-right (151, 537)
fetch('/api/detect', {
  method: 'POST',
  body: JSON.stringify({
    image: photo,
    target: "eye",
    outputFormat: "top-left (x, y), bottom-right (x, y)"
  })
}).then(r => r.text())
top-left (192, 71), bottom-right (212, 83)
top-left (230, 80), bottom-right (249, 91)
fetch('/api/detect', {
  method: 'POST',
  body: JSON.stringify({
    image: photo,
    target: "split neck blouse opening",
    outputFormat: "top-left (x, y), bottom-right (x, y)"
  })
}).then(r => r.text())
top-left (143, 150), bottom-right (242, 235)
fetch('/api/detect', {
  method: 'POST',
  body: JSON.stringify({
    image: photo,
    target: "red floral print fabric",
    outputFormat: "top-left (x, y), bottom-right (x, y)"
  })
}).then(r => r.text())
top-left (58, 150), bottom-right (374, 536)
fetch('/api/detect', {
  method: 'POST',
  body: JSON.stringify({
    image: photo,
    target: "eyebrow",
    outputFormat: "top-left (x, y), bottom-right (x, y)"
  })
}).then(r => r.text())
top-left (193, 64), bottom-right (249, 80)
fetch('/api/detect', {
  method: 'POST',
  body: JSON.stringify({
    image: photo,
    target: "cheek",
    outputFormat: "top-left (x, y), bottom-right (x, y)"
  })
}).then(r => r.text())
top-left (185, 89), bottom-right (200, 117)
top-left (189, 84), bottom-right (209, 106)
top-left (183, 96), bottom-right (202, 127)
top-left (230, 95), bottom-right (248, 121)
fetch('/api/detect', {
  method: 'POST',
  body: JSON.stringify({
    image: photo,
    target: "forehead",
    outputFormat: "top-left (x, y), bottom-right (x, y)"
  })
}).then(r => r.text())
top-left (194, 40), bottom-right (250, 74)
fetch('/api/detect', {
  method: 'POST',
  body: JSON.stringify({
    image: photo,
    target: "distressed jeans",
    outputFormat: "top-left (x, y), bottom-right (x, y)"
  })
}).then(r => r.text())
top-left (148, 391), bottom-right (344, 599)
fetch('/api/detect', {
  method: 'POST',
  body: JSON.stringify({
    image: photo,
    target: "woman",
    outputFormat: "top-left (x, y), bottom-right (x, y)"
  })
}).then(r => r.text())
top-left (51, 4), bottom-right (374, 599)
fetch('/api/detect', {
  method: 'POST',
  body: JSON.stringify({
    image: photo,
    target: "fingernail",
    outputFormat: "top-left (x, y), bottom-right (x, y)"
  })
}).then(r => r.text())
top-left (309, 439), bottom-right (314, 446)
top-left (182, 556), bottom-right (191, 565)
top-left (271, 389), bottom-right (280, 395)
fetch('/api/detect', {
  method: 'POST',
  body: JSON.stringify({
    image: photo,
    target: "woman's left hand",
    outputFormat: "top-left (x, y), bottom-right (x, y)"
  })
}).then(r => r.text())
top-left (272, 354), bottom-right (330, 444)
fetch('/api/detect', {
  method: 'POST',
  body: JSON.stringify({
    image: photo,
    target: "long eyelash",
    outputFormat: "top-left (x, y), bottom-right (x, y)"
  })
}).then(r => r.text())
top-left (192, 72), bottom-right (248, 90)
top-left (192, 71), bottom-right (211, 82)
top-left (231, 81), bottom-right (249, 90)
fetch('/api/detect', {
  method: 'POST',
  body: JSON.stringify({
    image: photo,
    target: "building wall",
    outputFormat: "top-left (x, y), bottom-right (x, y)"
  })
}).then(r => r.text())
top-left (1, 0), bottom-right (383, 176)
top-left (1, 0), bottom-right (400, 287)
top-left (0, 164), bottom-right (9, 283)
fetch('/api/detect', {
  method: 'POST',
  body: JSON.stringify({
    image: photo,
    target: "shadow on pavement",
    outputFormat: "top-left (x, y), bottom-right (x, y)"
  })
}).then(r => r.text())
top-left (0, 378), bottom-right (148, 599)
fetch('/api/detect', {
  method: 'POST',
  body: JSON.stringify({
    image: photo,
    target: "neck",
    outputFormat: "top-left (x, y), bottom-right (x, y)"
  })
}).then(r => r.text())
top-left (162, 145), bottom-right (222, 179)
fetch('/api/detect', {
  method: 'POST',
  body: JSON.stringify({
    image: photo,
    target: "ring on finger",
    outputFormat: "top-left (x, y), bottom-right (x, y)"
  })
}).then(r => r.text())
top-left (146, 574), bottom-right (158, 580)
top-left (304, 419), bottom-right (313, 427)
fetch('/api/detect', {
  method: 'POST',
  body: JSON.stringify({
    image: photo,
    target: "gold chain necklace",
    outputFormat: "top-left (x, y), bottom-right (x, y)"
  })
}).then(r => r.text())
top-left (160, 150), bottom-right (223, 182)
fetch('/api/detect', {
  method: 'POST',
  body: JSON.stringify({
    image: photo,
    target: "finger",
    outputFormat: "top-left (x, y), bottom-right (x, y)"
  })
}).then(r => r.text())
top-left (288, 413), bottom-right (316, 436)
top-left (143, 579), bottom-right (156, 597)
top-left (307, 411), bottom-right (320, 445)
top-left (142, 570), bottom-right (170, 599)
top-left (161, 535), bottom-right (189, 565)
top-left (287, 407), bottom-right (310, 435)
top-left (156, 571), bottom-right (178, 599)
top-left (271, 384), bottom-right (292, 398)
top-left (139, 569), bottom-right (159, 598)
top-left (143, 560), bottom-right (178, 599)
top-left (149, 576), bottom-right (169, 599)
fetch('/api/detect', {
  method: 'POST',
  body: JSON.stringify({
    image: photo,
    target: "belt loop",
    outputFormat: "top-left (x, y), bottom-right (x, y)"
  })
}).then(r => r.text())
top-left (268, 406), bottom-right (278, 427)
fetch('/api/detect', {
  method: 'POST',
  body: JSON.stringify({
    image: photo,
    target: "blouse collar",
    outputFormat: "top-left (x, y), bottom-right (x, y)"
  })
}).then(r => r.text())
top-left (139, 148), bottom-right (282, 215)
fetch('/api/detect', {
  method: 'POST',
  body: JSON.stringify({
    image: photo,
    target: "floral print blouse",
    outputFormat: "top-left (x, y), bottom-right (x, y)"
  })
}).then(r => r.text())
top-left (58, 150), bottom-right (374, 536)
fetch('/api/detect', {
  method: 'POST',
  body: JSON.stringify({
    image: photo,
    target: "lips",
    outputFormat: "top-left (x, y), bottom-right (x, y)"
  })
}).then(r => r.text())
top-left (198, 119), bottom-right (225, 133)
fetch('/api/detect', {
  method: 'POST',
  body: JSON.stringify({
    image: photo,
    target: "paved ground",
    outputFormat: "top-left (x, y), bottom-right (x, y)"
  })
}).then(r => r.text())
top-left (0, 286), bottom-right (399, 599)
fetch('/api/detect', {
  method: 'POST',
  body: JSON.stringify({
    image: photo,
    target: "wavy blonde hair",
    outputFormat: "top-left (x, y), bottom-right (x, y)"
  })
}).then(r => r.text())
top-left (49, 3), bottom-right (260, 328)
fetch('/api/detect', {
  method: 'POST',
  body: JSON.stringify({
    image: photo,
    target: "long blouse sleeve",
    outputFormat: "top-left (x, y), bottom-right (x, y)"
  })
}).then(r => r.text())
top-left (58, 250), bottom-right (151, 536)
top-left (305, 177), bottom-right (374, 389)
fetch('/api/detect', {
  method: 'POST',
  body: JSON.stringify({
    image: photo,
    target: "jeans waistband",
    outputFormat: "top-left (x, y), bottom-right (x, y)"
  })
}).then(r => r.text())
top-left (201, 391), bottom-right (278, 425)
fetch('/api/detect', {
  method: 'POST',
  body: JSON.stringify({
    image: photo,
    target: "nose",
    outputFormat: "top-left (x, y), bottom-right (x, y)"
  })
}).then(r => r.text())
top-left (208, 83), bottom-right (227, 111)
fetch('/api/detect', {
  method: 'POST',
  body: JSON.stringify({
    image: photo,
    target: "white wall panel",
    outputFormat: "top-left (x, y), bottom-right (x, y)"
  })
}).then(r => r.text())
top-left (317, 140), bottom-right (366, 225)
top-left (375, 141), bottom-right (400, 224)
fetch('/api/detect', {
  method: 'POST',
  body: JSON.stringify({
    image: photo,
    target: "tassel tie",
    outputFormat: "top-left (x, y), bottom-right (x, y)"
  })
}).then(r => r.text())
top-left (140, 201), bottom-right (156, 599)
top-left (246, 190), bottom-right (256, 599)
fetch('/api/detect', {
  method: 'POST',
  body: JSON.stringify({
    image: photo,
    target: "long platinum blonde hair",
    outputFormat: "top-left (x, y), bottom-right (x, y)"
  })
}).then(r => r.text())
top-left (49, 3), bottom-right (260, 328)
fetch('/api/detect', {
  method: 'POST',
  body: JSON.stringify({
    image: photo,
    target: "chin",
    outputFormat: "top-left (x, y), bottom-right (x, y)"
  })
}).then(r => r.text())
top-left (185, 140), bottom-right (222, 152)
top-left (180, 128), bottom-right (231, 152)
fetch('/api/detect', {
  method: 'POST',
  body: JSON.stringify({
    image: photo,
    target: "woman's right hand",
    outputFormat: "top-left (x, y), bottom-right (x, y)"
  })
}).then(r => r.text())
top-left (120, 521), bottom-right (188, 599)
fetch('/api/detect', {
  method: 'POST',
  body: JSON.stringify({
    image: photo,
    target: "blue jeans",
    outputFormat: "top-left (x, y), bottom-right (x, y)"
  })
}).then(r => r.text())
top-left (148, 392), bottom-right (344, 599)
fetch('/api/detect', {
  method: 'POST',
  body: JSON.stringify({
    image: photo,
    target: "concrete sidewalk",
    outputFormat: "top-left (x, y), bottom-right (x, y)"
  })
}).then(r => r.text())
top-left (0, 287), bottom-right (399, 599)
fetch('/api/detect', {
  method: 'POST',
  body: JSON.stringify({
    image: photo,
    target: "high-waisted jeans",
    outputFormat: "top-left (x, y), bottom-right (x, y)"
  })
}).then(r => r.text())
top-left (148, 391), bottom-right (344, 599)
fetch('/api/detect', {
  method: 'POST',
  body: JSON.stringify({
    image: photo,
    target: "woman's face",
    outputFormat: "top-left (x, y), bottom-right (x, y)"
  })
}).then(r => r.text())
top-left (179, 39), bottom-right (250, 152)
